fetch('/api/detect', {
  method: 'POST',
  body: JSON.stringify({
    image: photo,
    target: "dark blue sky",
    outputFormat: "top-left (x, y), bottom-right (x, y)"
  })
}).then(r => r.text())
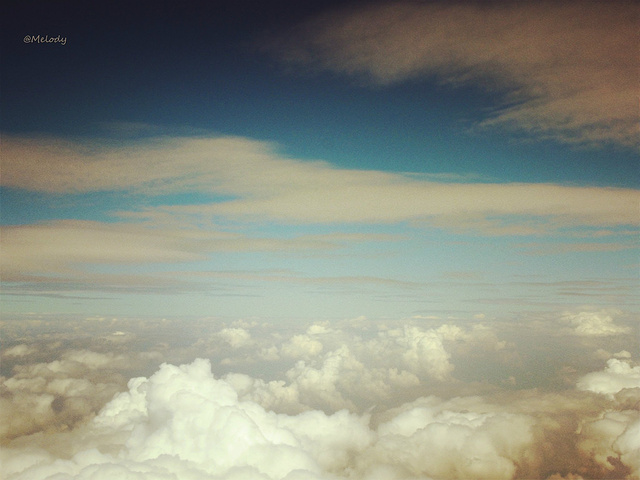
top-left (2, 0), bottom-right (637, 187)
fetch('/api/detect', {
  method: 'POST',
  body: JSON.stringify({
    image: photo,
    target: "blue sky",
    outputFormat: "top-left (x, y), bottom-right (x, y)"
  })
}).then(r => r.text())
top-left (1, 0), bottom-right (638, 320)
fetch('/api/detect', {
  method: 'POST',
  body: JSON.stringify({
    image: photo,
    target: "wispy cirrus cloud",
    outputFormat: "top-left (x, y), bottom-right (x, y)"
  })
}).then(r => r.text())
top-left (3, 135), bottom-right (638, 232)
top-left (0, 220), bottom-right (382, 285)
top-left (1, 134), bottom-right (282, 194)
top-left (267, 1), bottom-right (638, 146)
top-left (2, 134), bottom-right (637, 304)
top-left (518, 241), bottom-right (639, 256)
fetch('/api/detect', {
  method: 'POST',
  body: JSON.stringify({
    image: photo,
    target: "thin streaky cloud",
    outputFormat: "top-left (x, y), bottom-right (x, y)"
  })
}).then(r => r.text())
top-left (0, 220), bottom-right (383, 283)
top-left (3, 135), bottom-right (638, 231)
top-left (518, 241), bottom-right (639, 256)
top-left (185, 269), bottom-right (424, 289)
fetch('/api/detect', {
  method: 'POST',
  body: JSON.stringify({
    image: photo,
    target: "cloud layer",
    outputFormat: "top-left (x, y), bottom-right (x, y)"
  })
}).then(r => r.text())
top-left (3, 132), bottom-right (637, 317)
top-left (2, 313), bottom-right (638, 479)
top-left (3, 135), bottom-right (638, 228)
top-left (268, 1), bottom-right (637, 146)
top-left (4, 134), bottom-right (636, 300)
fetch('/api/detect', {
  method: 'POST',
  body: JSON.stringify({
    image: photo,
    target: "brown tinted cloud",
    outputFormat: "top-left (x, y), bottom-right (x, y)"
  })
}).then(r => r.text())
top-left (269, 1), bottom-right (638, 146)
top-left (1, 314), bottom-right (638, 479)
top-left (3, 136), bottom-right (638, 229)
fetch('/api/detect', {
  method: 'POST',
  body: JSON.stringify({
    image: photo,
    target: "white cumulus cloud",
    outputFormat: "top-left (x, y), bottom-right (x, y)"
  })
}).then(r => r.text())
top-left (577, 359), bottom-right (640, 397)
top-left (2, 315), bottom-right (639, 479)
top-left (561, 310), bottom-right (632, 336)
top-left (2, 359), bottom-right (372, 480)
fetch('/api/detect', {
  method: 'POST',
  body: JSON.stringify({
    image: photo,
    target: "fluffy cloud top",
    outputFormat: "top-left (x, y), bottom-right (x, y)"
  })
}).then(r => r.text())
top-left (366, 398), bottom-right (535, 480)
top-left (2, 359), bottom-right (373, 480)
top-left (1, 316), bottom-right (639, 479)
top-left (562, 310), bottom-right (632, 336)
top-left (577, 359), bottom-right (640, 397)
top-left (218, 327), bottom-right (254, 348)
top-left (1, 359), bottom-right (534, 480)
top-left (269, 1), bottom-right (637, 146)
top-left (0, 350), bottom-right (130, 441)
top-left (6, 355), bottom-right (637, 480)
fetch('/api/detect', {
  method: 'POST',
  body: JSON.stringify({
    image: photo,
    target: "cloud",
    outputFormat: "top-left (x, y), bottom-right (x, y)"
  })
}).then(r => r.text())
top-left (577, 410), bottom-right (640, 478)
top-left (0, 350), bottom-right (130, 441)
top-left (7, 357), bottom-right (632, 480)
top-left (2, 359), bottom-right (373, 480)
top-left (361, 396), bottom-right (536, 480)
top-left (225, 322), bottom-right (499, 414)
top-left (577, 359), bottom-right (640, 397)
top-left (614, 417), bottom-right (640, 478)
top-left (0, 359), bottom-right (538, 480)
top-left (1, 134), bottom-right (279, 194)
top-left (280, 334), bottom-right (324, 359)
top-left (194, 180), bottom-right (638, 228)
top-left (2, 344), bottom-right (38, 358)
top-left (561, 310), bottom-right (632, 336)
top-left (268, 1), bottom-right (638, 146)
top-left (519, 241), bottom-right (639, 256)
top-left (2, 315), bottom-right (640, 479)
top-left (217, 327), bottom-right (254, 348)
top-left (1, 221), bottom-right (207, 276)
top-left (4, 134), bottom-right (636, 301)
top-left (0, 220), bottom-right (378, 290)
top-left (388, 324), bottom-right (459, 380)
top-left (3, 136), bottom-right (638, 231)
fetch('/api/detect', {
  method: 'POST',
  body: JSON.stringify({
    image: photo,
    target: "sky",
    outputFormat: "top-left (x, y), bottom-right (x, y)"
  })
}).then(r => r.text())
top-left (0, 1), bottom-right (639, 479)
